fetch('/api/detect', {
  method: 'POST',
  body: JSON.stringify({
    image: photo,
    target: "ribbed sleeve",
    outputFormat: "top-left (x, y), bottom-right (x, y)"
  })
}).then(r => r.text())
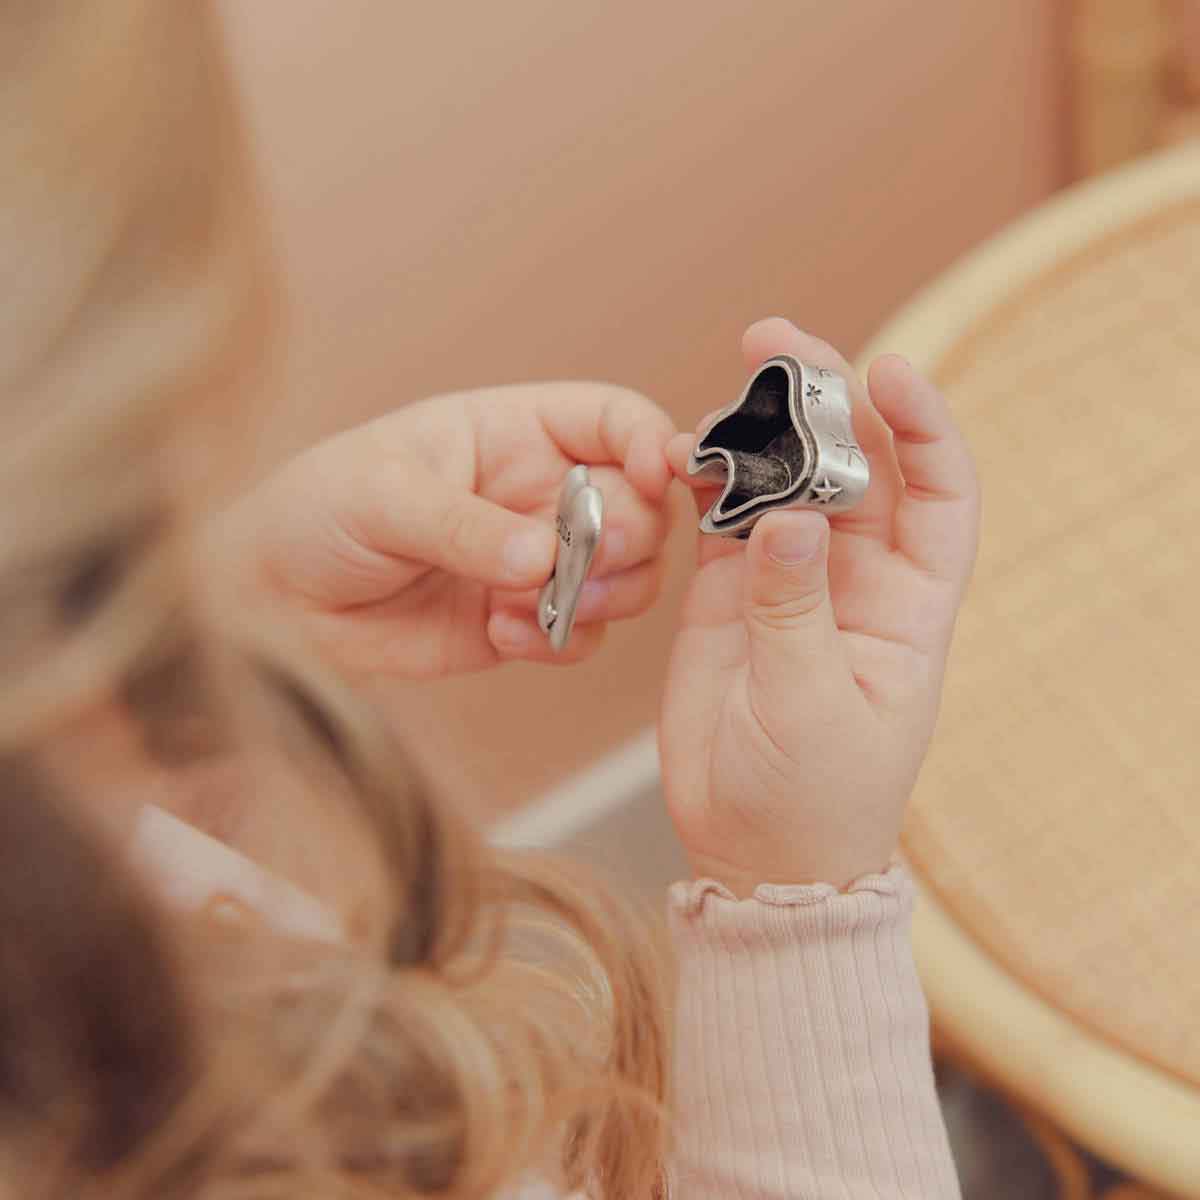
top-left (667, 865), bottom-right (960, 1199)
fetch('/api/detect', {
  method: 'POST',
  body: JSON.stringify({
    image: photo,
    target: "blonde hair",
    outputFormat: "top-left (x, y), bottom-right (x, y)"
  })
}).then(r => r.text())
top-left (0, 5), bottom-right (668, 1197)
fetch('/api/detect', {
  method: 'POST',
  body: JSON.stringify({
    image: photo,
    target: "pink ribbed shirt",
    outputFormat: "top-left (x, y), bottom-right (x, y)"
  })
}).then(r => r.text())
top-left (667, 865), bottom-right (961, 1198)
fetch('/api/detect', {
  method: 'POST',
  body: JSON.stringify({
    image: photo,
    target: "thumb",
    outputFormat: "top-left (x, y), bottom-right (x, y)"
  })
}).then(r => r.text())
top-left (352, 465), bottom-right (558, 589)
top-left (743, 510), bottom-right (845, 695)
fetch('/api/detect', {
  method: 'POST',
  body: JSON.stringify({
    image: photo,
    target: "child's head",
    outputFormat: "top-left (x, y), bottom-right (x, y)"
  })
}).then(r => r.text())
top-left (0, 5), bottom-right (665, 1196)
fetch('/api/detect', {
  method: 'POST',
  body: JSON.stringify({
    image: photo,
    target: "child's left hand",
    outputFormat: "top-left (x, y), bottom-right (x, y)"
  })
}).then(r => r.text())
top-left (659, 319), bottom-right (979, 893)
top-left (217, 383), bottom-right (675, 680)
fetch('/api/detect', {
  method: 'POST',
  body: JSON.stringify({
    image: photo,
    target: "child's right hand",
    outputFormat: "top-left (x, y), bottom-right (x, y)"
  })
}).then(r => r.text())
top-left (659, 319), bottom-right (979, 895)
top-left (215, 382), bottom-right (674, 681)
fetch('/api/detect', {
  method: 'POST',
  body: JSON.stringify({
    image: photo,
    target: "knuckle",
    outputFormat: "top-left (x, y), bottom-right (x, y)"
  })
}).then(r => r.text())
top-left (749, 590), bottom-right (825, 631)
top-left (438, 500), bottom-right (476, 561)
top-left (803, 335), bottom-right (853, 376)
top-left (600, 382), bottom-right (657, 415)
top-left (600, 384), bottom-right (669, 437)
top-left (943, 431), bottom-right (981, 507)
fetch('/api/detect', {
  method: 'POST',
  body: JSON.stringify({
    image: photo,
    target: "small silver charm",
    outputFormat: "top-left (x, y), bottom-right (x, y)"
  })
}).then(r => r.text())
top-left (537, 465), bottom-right (603, 651)
top-left (687, 355), bottom-right (869, 538)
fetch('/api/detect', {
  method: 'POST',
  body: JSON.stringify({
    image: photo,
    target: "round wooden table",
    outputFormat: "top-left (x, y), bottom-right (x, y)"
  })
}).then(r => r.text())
top-left (859, 142), bottom-right (1200, 1195)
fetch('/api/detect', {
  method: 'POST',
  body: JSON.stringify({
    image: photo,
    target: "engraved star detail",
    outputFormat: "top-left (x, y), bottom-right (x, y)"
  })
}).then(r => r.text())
top-left (835, 439), bottom-right (866, 466)
top-left (687, 355), bottom-right (867, 536)
top-left (810, 476), bottom-right (843, 504)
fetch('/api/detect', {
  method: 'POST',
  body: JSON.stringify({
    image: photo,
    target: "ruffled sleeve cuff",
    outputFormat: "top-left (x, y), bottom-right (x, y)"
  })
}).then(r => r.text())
top-left (666, 861), bottom-right (961, 1199)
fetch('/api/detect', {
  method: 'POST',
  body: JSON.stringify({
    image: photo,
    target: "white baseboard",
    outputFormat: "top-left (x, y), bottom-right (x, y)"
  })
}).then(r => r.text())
top-left (491, 726), bottom-right (661, 849)
top-left (490, 725), bottom-right (686, 897)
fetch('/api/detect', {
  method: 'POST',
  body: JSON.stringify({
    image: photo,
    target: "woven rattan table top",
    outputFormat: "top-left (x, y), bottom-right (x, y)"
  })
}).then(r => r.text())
top-left (890, 159), bottom-right (1200, 1089)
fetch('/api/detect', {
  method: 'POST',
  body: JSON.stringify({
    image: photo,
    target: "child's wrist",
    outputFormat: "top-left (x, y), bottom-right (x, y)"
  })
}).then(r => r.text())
top-left (687, 842), bottom-right (899, 899)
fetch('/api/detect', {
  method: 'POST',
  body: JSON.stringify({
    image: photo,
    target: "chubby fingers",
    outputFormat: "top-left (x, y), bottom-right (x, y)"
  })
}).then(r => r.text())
top-left (742, 510), bottom-right (850, 701)
top-left (665, 428), bottom-right (751, 567)
top-left (624, 413), bottom-right (677, 502)
top-left (350, 425), bottom-right (669, 597)
top-left (485, 560), bottom-right (659, 663)
top-left (740, 318), bottom-right (903, 540)
top-left (580, 464), bottom-right (670, 575)
top-left (297, 454), bottom-right (560, 602)
top-left (532, 383), bottom-right (677, 503)
top-left (484, 458), bottom-right (671, 661)
top-left (486, 557), bottom-right (660, 662)
top-left (488, 462), bottom-right (668, 638)
top-left (498, 557), bottom-right (662, 619)
top-left (867, 354), bottom-right (979, 584)
top-left (666, 425), bottom-right (721, 523)
top-left (486, 611), bottom-right (608, 665)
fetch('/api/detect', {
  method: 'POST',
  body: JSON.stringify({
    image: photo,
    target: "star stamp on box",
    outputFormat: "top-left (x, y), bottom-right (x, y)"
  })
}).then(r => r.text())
top-left (687, 355), bottom-right (869, 538)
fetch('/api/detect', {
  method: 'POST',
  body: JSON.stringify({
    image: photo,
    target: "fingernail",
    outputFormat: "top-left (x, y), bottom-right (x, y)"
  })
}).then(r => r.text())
top-left (503, 527), bottom-right (553, 579)
top-left (764, 515), bottom-right (825, 565)
top-left (489, 612), bottom-right (534, 649)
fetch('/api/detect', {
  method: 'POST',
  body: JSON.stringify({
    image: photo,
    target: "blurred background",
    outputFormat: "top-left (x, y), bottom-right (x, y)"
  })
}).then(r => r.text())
top-left (213, 4), bottom-right (1200, 1197)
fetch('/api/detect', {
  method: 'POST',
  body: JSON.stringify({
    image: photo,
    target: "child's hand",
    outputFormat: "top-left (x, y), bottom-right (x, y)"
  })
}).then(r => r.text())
top-left (219, 383), bottom-right (675, 679)
top-left (659, 319), bottom-right (979, 894)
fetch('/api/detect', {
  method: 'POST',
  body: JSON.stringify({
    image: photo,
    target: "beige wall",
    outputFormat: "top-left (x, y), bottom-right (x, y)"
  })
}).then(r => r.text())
top-left (219, 1), bottom-right (1066, 818)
